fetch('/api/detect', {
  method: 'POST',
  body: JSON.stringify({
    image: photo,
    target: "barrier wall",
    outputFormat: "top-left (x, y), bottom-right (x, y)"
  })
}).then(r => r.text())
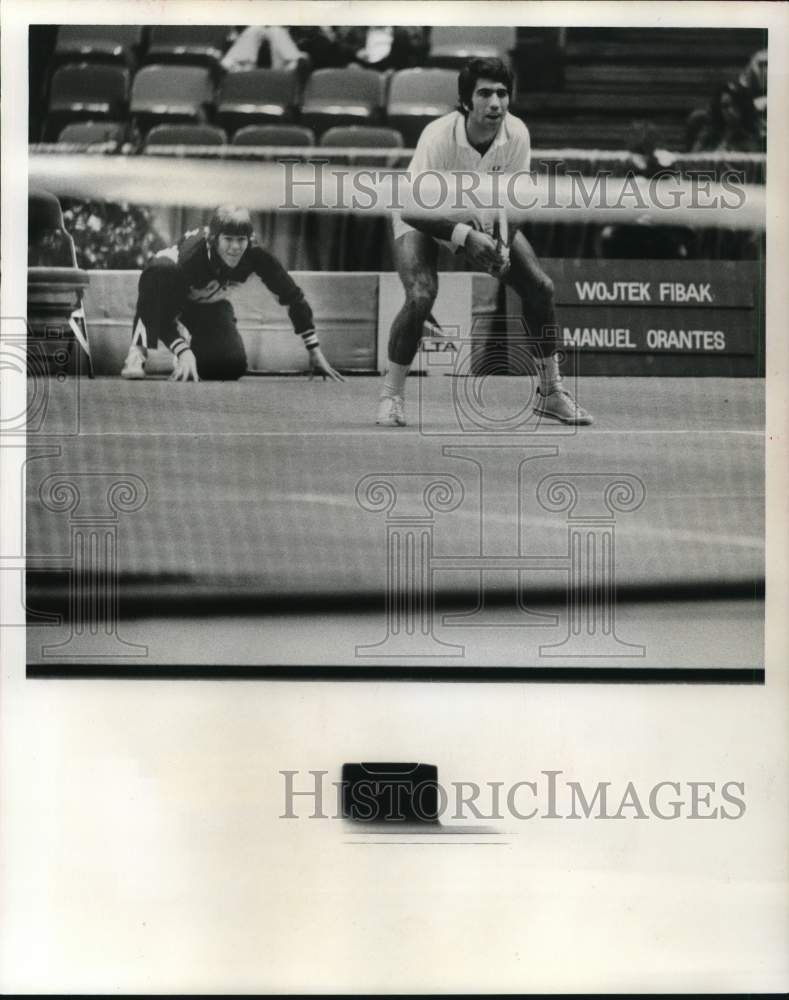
top-left (80, 262), bottom-right (763, 377)
top-left (83, 271), bottom-right (381, 376)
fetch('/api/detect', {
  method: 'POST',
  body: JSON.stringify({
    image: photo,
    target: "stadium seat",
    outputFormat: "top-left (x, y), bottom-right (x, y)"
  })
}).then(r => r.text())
top-left (143, 123), bottom-right (228, 150)
top-left (232, 124), bottom-right (315, 148)
top-left (312, 125), bottom-right (404, 271)
top-left (57, 120), bottom-right (127, 148)
top-left (54, 25), bottom-right (143, 66)
top-left (299, 68), bottom-right (384, 137)
top-left (46, 63), bottom-right (130, 138)
top-left (28, 188), bottom-right (78, 267)
top-left (146, 25), bottom-right (232, 67)
top-left (386, 68), bottom-right (457, 147)
top-left (426, 26), bottom-right (516, 67)
top-left (27, 189), bottom-right (93, 376)
top-left (320, 125), bottom-right (405, 165)
top-left (216, 68), bottom-right (300, 133)
top-left (130, 65), bottom-right (216, 130)
top-left (321, 125), bottom-right (404, 148)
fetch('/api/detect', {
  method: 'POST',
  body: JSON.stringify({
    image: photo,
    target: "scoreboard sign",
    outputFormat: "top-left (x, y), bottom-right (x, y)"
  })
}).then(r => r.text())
top-left (506, 259), bottom-right (764, 376)
top-left (558, 310), bottom-right (755, 355)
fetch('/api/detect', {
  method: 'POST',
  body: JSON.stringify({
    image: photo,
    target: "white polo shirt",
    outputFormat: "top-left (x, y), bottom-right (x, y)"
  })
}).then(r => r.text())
top-left (393, 110), bottom-right (531, 246)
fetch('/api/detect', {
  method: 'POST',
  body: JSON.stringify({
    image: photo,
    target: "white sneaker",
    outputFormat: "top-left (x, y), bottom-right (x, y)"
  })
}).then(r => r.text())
top-left (120, 345), bottom-right (146, 380)
top-left (534, 385), bottom-right (593, 425)
top-left (376, 395), bottom-right (406, 426)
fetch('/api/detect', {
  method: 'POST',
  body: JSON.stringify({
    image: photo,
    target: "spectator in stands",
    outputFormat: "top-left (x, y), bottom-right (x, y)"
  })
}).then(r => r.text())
top-left (688, 81), bottom-right (763, 154)
top-left (345, 26), bottom-right (427, 71)
top-left (289, 26), bottom-right (354, 69)
top-left (739, 47), bottom-right (767, 102)
top-left (627, 121), bottom-right (663, 178)
top-left (221, 26), bottom-right (308, 72)
top-left (289, 26), bottom-right (427, 71)
top-left (738, 47), bottom-right (767, 142)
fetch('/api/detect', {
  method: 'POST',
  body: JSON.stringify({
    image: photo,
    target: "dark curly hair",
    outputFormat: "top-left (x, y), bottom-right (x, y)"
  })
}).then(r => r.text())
top-left (457, 57), bottom-right (513, 115)
top-left (708, 81), bottom-right (758, 134)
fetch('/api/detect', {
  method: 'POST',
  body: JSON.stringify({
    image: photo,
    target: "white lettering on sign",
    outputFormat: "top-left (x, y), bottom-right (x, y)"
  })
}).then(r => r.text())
top-left (646, 329), bottom-right (726, 351)
top-left (658, 282), bottom-right (713, 303)
top-left (574, 281), bottom-right (651, 302)
top-left (563, 327), bottom-right (637, 349)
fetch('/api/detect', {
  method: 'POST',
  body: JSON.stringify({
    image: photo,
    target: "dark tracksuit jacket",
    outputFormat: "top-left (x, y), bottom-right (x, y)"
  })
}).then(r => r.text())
top-left (134, 228), bottom-right (318, 379)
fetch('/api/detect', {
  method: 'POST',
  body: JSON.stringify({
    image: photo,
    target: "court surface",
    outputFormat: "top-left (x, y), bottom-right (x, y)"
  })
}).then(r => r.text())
top-left (26, 375), bottom-right (764, 670)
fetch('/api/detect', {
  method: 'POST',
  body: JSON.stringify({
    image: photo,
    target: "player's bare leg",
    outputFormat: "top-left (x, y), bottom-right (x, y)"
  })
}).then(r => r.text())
top-left (506, 230), bottom-right (593, 425)
top-left (377, 230), bottom-right (439, 426)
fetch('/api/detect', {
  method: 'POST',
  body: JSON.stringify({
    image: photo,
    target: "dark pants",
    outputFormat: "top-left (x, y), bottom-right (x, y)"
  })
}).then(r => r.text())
top-left (387, 228), bottom-right (559, 366)
top-left (135, 257), bottom-right (247, 381)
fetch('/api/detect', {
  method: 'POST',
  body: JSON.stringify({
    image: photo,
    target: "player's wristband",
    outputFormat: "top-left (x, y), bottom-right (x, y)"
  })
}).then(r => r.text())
top-left (300, 329), bottom-right (320, 351)
top-left (451, 223), bottom-right (473, 249)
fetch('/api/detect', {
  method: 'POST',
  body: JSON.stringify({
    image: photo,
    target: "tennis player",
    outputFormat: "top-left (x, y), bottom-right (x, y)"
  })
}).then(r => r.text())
top-left (377, 57), bottom-right (592, 426)
top-left (121, 205), bottom-right (344, 382)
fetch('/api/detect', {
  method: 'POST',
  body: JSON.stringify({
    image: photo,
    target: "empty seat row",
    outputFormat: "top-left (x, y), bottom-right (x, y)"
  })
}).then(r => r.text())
top-left (44, 64), bottom-right (460, 144)
top-left (51, 25), bottom-right (515, 70)
top-left (54, 25), bottom-right (145, 67)
top-left (53, 25), bottom-right (234, 68)
top-left (47, 63), bottom-right (132, 124)
top-left (56, 121), bottom-right (406, 158)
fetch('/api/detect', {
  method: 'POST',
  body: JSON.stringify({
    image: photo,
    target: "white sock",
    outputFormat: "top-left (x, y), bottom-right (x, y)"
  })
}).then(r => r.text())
top-left (381, 361), bottom-right (410, 399)
top-left (536, 353), bottom-right (562, 395)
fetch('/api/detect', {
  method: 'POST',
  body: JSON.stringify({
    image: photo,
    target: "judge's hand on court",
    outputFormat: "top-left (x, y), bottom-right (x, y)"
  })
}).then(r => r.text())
top-left (170, 348), bottom-right (200, 382)
top-left (308, 346), bottom-right (346, 382)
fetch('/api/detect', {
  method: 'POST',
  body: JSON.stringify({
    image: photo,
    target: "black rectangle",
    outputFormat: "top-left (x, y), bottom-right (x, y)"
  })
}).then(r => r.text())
top-left (341, 762), bottom-right (440, 823)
